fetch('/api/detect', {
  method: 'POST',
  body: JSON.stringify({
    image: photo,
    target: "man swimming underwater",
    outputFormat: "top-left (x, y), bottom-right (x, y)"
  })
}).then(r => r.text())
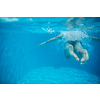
top-left (38, 17), bottom-right (100, 65)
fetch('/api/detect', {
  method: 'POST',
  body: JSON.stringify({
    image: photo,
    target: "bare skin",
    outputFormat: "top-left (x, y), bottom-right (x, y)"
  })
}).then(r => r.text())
top-left (38, 17), bottom-right (100, 65)
top-left (38, 33), bottom-right (100, 65)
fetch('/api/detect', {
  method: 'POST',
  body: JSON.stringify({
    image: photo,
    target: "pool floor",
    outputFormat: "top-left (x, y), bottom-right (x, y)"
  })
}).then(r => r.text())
top-left (17, 67), bottom-right (100, 84)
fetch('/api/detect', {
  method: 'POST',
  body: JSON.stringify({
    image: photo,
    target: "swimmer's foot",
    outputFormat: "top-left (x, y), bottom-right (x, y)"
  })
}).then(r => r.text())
top-left (68, 45), bottom-right (79, 61)
top-left (80, 49), bottom-right (89, 65)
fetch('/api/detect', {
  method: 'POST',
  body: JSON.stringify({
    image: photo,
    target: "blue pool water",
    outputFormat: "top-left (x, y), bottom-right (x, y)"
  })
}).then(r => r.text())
top-left (0, 17), bottom-right (100, 84)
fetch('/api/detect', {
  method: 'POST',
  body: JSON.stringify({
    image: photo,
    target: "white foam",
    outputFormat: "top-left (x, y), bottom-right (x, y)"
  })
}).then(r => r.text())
top-left (61, 30), bottom-right (89, 42)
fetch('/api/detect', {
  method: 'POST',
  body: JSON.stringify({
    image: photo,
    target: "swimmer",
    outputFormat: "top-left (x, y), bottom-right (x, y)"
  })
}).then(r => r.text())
top-left (38, 33), bottom-right (100, 65)
top-left (38, 18), bottom-right (100, 65)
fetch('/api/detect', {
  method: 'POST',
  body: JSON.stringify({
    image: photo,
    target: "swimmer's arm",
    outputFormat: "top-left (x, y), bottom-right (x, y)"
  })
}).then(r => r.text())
top-left (46, 34), bottom-right (63, 43)
top-left (89, 36), bottom-right (100, 42)
top-left (38, 34), bottom-right (63, 47)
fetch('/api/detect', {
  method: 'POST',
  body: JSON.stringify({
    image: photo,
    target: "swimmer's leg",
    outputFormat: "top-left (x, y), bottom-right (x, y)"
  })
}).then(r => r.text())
top-left (80, 49), bottom-right (89, 65)
top-left (64, 44), bottom-right (79, 61)
top-left (74, 41), bottom-right (89, 65)
top-left (68, 44), bottom-right (79, 61)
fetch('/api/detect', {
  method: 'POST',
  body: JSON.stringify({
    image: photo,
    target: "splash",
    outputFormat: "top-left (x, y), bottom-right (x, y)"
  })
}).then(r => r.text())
top-left (61, 30), bottom-right (90, 42)
top-left (42, 27), bottom-right (55, 34)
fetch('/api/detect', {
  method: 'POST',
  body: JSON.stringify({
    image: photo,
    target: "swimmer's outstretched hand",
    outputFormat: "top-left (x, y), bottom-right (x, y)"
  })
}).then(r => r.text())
top-left (38, 42), bottom-right (46, 48)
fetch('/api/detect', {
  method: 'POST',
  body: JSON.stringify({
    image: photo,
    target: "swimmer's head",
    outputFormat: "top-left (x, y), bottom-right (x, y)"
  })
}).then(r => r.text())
top-left (75, 17), bottom-right (85, 26)
top-left (66, 17), bottom-right (76, 30)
